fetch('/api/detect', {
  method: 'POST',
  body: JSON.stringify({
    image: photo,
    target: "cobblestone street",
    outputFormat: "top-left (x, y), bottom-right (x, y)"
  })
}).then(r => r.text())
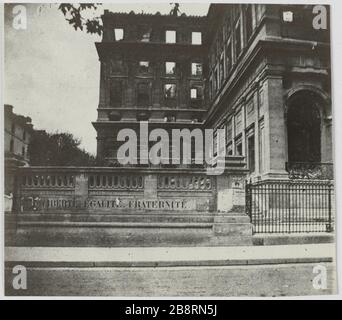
top-left (5, 262), bottom-right (335, 297)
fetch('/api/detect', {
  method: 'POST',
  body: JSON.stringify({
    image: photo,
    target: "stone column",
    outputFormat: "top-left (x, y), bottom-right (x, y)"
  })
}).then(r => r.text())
top-left (322, 116), bottom-right (333, 162)
top-left (241, 97), bottom-right (246, 157)
top-left (98, 61), bottom-right (107, 108)
top-left (253, 81), bottom-right (260, 177)
top-left (262, 75), bottom-right (288, 179)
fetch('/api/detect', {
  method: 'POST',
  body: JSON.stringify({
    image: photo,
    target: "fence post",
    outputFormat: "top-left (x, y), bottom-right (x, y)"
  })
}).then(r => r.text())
top-left (245, 180), bottom-right (251, 223)
top-left (327, 183), bottom-right (332, 232)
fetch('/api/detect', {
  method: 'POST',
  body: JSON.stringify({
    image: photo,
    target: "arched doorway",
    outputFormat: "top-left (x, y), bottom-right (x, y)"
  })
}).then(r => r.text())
top-left (287, 92), bottom-right (322, 163)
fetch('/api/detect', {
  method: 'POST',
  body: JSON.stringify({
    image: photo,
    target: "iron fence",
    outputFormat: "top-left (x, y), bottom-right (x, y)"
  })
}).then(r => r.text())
top-left (245, 180), bottom-right (334, 234)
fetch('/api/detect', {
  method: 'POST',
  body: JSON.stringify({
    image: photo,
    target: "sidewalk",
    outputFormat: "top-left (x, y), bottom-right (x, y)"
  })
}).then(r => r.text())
top-left (5, 243), bottom-right (335, 267)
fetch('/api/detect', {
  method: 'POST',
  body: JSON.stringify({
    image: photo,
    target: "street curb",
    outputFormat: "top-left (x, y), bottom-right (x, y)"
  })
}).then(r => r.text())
top-left (4, 256), bottom-right (333, 268)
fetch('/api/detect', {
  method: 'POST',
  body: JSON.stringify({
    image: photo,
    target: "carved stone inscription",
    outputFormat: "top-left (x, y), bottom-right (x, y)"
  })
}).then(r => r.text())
top-left (21, 197), bottom-right (188, 211)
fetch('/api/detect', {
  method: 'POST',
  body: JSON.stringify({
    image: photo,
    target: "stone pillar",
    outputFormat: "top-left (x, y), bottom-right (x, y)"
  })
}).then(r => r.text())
top-left (75, 172), bottom-right (89, 206)
top-left (216, 170), bottom-right (246, 213)
top-left (98, 61), bottom-right (106, 108)
top-left (144, 174), bottom-right (158, 199)
top-left (263, 76), bottom-right (288, 179)
top-left (322, 117), bottom-right (333, 162)
top-left (212, 159), bottom-right (252, 243)
top-left (241, 98), bottom-right (246, 157)
top-left (253, 82), bottom-right (260, 176)
top-left (232, 113), bottom-right (236, 153)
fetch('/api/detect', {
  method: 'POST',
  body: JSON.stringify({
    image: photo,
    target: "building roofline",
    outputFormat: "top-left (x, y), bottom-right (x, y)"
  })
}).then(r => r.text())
top-left (102, 9), bottom-right (207, 20)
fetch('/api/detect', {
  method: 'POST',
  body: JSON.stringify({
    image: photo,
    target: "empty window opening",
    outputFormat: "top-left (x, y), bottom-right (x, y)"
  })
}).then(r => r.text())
top-left (166, 30), bottom-right (176, 43)
top-left (114, 28), bottom-right (124, 41)
top-left (247, 134), bottom-right (255, 173)
top-left (192, 32), bottom-right (202, 45)
top-left (164, 84), bottom-right (177, 99)
top-left (137, 83), bottom-right (150, 107)
top-left (165, 62), bottom-right (176, 75)
top-left (139, 61), bottom-right (150, 73)
top-left (190, 87), bottom-right (203, 100)
top-left (191, 63), bottom-right (202, 76)
top-left (283, 11), bottom-right (294, 22)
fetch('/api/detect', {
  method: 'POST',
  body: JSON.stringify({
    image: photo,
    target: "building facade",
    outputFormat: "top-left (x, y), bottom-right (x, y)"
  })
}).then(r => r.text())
top-left (205, 4), bottom-right (332, 181)
top-left (4, 104), bottom-right (34, 194)
top-left (93, 10), bottom-right (207, 164)
top-left (4, 104), bottom-right (33, 165)
top-left (93, 4), bottom-right (332, 180)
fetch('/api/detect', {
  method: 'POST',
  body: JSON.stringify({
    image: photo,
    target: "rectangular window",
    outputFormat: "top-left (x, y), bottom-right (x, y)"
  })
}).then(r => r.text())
top-left (137, 83), bottom-right (150, 107)
top-left (259, 121), bottom-right (264, 173)
top-left (235, 139), bottom-right (243, 156)
top-left (226, 119), bottom-right (233, 143)
top-left (110, 81), bottom-right (122, 107)
top-left (235, 110), bottom-right (243, 134)
top-left (110, 59), bottom-right (124, 74)
top-left (191, 32), bottom-right (202, 45)
top-left (214, 69), bottom-right (218, 93)
top-left (139, 61), bottom-right (150, 73)
top-left (191, 63), bottom-right (202, 76)
top-left (219, 57), bottom-right (224, 86)
top-left (166, 30), bottom-right (176, 43)
top-left (213, 131), bottom-right (218, 156)
top-left (247, 134), bottom-right (255, 173)
top-left (227, 143), bottom-right (233, 156)
top-left (165, 62), bottom-right (176, 75)
top-left (190, 88), bottom-right (197, 99)
top-left (114, 28), bottom-right (124, 41)
top-left (245, 5), bottom-right (253, 41)
top-left (282, 11), bottom-right (294, 22)
top-left (235, 23), bottom-right (241, 57)
top-left (209, 77), bottom-right (213, 100)
top-left (190, 86), bottom-right (203, 100)
top-left (139, 26), bottom-right (151, 42)
top-left (164, 84), bottom-right (176, 99)
top-left (225, 41), bottom-right (232, 73)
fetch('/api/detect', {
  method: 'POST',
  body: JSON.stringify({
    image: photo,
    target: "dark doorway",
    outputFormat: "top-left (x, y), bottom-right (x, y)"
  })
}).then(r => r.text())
top-left (287, 94), bottom-right (321, 163)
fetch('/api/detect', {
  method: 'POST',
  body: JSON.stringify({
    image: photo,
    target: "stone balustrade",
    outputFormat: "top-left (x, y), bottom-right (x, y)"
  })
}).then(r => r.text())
top-left (13, 156), bottom-right (248, 214)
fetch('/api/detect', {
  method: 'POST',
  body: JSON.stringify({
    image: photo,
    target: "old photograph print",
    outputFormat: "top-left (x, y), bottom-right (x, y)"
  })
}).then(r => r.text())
top-left (3, 2), bottom-right (337, 297)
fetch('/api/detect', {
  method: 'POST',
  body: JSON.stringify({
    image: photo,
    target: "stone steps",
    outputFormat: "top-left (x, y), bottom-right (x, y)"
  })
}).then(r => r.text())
top-left (15, 212), bottom-right (215, 224)
top-left (7, 211), bottom-right (253, 247)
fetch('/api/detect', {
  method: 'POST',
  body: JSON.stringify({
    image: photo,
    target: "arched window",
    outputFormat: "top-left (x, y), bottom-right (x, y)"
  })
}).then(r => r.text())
top-left (287, 92), bottom-right (321, 163)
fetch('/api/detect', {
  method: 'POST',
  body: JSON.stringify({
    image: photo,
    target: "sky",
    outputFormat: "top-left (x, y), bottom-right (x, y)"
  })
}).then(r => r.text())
top-left (4, 3), bottom-right (210, 155)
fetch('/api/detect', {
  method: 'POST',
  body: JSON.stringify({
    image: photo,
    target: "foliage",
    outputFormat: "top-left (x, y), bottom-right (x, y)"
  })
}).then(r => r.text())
top-left (58, 3), bottom-right (103, 35)
top-left (28, 131), bottom-right (97, 166)
top-left (57, 3), bottom-right (182, 35)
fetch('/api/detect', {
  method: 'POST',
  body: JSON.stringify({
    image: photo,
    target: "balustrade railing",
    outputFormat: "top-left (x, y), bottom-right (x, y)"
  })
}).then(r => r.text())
top-left (158, 175), bottom-right (213, 191)
top-left (20, 173), bottom-right (75, 188)
top-left (88, 174), bottom-right (144, 189)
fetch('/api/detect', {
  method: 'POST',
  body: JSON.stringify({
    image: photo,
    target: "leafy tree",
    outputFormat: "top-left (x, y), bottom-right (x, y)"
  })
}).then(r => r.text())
top-left (28, 130), bottom-right (97, 166)
top-left (58, 3), bottom-right (103, 35)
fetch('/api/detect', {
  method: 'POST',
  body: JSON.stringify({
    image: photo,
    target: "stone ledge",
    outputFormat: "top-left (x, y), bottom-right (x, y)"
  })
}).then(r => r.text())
top-left (253, 233), bottom-right (335, 246)
top-left (18, 221), bottom-right (213, 228)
